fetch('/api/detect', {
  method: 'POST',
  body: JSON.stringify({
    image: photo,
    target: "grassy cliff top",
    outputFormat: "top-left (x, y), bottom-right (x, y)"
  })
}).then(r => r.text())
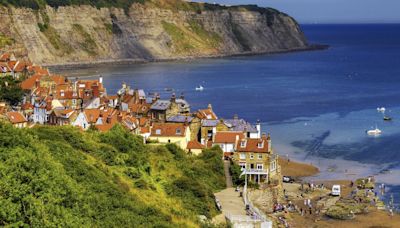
top-left (0, 123), bottom-right (225, 226)
top-left (0, 0), bottom-right (282, 14)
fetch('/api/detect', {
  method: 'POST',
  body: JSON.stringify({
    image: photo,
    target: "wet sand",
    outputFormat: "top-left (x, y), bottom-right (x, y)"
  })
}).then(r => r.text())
top-left (279, 157), bottom-right (319, 177)
top-left (279, 159), bottom-right (400, 227)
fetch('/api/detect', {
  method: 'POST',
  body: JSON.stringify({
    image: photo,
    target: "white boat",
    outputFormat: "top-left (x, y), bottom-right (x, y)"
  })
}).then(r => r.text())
top-left (377, 107), bottom-right (386, 113)
top-left (195, 85), bottom-right (204, 91)
top-left (366, 127), bottom-right (382, 135)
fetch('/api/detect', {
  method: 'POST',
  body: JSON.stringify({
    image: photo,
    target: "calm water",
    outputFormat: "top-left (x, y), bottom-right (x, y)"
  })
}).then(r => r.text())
top-left (55, 24), bottom-right (400, 208)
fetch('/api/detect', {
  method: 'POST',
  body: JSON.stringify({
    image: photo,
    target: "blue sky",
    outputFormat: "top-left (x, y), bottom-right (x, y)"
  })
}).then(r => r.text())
top-left (193, 0), bottom-right (400, 23)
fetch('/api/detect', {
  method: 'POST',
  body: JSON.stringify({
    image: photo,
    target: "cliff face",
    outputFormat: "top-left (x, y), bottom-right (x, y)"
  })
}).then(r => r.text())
top-left (0, 3), bottom-right (308, 65)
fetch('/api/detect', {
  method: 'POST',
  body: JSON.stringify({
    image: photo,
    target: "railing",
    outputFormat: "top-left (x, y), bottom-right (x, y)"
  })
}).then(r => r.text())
top-left (245, 169), bottom-right (269, 174)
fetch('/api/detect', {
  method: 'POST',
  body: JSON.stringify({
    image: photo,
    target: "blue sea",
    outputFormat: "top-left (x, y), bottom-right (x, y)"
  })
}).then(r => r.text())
top-left (55, 24), bottom-right (400, 209)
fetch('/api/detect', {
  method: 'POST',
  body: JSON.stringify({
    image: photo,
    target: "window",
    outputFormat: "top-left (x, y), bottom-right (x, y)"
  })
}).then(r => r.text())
top-left (239, 163), bottom-right (246, 169)
top-left (258, 142), bottom-right (263, 148)
top-left (256, 164), bottom-right (263, 170)
top-left (155, 129), bottom-right (161, 135)
top-left (258, 154), bottom-right (262, 159)
top-left (270, 161), bottom-right (276, 171)
top-left (240, 153), bottom-right (246, 159)
top-left (72, 99), bottom-right (76, 105)
top-left (176, 128), bottom-right (181, 135)
top-left (207, 130), bottom-right (212, 138)
top-left (250, 153), bottom-right (254, 159)
top-left (240, 140), bottom-right (246, 147)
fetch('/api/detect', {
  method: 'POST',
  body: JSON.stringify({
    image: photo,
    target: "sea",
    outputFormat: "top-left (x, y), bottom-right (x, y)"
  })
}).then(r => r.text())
top-left (54, 24), bottom-right (400, 209)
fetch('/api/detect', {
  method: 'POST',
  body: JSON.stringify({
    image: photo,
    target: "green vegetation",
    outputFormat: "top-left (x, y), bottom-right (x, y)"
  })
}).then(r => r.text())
top-left (72, 24), bottom-right (97, 55)
top-left (0, 123), bottom-right (225, 226)
top-left (41, 25), bottom-right (72, 53)
top-left (188, 20), bottom-right (222, 49)
top-left (0, 0), bottom-right (281, 16)
top-left (0, 0), bottom-right (144, 10)
top-left (326, 199), bottom-right (367, 220)
top-left (230, 161), bottom-right (245, 186)
top-left (0, 76), bottom-right (24, 106)
top-left (104, 22), bottom-right (113, 34)
top-left (0, 33), bottom-right (14, 48)
top-left (161, 20), bottom-right (222, 54)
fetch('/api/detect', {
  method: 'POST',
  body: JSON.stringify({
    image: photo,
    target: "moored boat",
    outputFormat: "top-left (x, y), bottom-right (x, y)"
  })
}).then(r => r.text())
top-left (366, 127), bottom-right (382, 135)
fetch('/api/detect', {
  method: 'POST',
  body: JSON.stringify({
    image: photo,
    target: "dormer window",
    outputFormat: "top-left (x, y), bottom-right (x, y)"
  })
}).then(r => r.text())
top-left (258, 142), bottom-right (263, 148)
top-left (60, 90), bottom-right (65, 97)
top-left (156, 129), bottom-right (161, 135)
top-left (240, 140), bottom-right (246, 148)
top-left (176, 128), bottom-right (181, 135)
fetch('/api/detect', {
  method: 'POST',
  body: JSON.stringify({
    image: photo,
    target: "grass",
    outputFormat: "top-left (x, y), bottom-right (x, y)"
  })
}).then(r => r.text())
top-left (0, 32), bottom-right (14, 48)
top-left (72, 24), bottom-right (97, 56)
top-left (0, 123), bottom-right (225, 226)
top-left (41, 26), bottom-right (72, 54)
top-left (104, 23), bottom-right (113, 34)
top-left (161, 20), bottom-right (222, 54)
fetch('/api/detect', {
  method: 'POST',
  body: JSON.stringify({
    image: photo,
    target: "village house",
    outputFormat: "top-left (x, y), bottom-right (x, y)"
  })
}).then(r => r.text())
top-left (213, 131), bottom-right (245, 158)
top-left (186, 140), bottom-right (205, 155)
top-left (149, 123), bottom-right (191, 149)
top-left (232, 133), bottom-right (280, 184)
top-left (48, 109), bottom-right (77, 126)
top-left (224, 115), bottom-right (261, 139)
top-left (6, 112), bottom-right (28, 128)
top-left (150, 93), bottom-right (190, 122)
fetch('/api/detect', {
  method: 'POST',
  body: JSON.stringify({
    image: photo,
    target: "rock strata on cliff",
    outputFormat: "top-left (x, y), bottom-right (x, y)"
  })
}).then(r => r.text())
top-left (0, 1), bottom-right (308, 65)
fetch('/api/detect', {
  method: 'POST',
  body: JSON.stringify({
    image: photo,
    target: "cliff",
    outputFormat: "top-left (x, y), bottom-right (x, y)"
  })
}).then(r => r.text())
top-left (0, 1), bottom-right (308, 65)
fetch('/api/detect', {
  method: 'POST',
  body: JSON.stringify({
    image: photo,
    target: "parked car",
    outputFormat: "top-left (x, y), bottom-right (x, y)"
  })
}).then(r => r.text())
top-left (331, 185), bottom-right (341, 196)
top-left (283, 176), bottom-right (294, 183)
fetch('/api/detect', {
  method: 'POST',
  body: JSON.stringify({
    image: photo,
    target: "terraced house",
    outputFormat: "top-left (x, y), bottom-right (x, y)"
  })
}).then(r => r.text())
top-left (232, 133), bottom-right (280, 184)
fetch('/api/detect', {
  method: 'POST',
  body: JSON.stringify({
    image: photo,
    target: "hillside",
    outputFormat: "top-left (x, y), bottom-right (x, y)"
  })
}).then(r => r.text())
top-left (0, 0), bottom-right (308, 65)
top-left (0, 123), bottom-right (225, 227)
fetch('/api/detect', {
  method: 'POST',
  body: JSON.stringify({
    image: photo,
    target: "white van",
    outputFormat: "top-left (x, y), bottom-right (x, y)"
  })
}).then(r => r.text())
top-left (331, 185), bottom-right (341, 196)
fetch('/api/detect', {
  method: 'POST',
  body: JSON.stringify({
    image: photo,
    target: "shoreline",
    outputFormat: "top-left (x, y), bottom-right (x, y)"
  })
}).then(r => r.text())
top-left (278, 157), bottom-right (400, 227)
top-left (46, 44), bottom-right (328, 71)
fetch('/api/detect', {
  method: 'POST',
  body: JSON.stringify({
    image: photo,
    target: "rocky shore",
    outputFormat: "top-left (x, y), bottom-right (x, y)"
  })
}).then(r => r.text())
top-left (46, 44), bottom-right (328, 70)
top-left (256, 159), bottom-right (400, 227)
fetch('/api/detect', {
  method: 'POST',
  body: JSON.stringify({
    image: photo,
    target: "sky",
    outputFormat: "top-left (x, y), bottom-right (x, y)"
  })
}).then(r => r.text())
top-left (193, 0), bottom-right (400, 24)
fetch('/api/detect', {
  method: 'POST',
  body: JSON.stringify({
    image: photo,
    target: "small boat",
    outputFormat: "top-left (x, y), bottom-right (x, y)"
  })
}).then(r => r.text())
top-left (164, 88), bottom-right (174, 92)
top-left (195, 85), bottom-right (204, 91)
top-left (366, 127), bottom-right (382, 136)
top-left (377, 107), bottom-right (386, 113)
top-left (383, 116), bottom-right (392, 121)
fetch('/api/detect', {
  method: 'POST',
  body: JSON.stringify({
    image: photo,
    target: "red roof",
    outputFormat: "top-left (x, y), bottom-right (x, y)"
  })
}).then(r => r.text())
top-left (197, 107), bottom-right (218, 120)
top-left (214, 131), bottom-right (244, 144)
top-left (150, 123), bottom-right (187, 137)
top-left (236, 136), bottom-right (270, 153)
top-left (6, 112), bottom-right (27, 124)
top-left (21, 74), bottom-right (41, 90)
top-left (187, 140), bottom-right (205, 150)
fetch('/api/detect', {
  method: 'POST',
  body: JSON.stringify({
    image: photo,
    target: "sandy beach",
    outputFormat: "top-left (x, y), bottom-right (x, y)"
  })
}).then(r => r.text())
top-left (278, 158), bottom-right (400, 227)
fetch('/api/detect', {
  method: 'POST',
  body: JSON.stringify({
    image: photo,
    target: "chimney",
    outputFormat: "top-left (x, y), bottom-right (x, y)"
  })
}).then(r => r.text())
top-left (35, 79), bottom-right (40, 88)
top-left (99, 75), bottom-right (103, 84)
top-left (122, 82), bottom-right (127, 89)
top-left (267, 133), bottom-right (272, 152)
top-left (92, 84), bottom-right (100, 97)
top-left (170, 93), bottom-right (176, 103)
top-left (208, 103), bottom-right (212, 110)
top-left (256, 119), bottom-right (261, 138)
top-left (180, 92), bottom-right (185, 100)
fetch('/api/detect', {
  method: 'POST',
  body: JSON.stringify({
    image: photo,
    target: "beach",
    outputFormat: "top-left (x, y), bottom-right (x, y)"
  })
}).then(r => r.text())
top-left (277, 159), bottom-right (400, 227)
